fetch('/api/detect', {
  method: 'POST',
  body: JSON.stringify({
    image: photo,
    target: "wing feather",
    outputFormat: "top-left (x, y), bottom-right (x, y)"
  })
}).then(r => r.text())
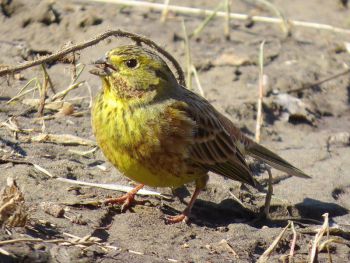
top-left (179, 89), bottom-right (256, 186)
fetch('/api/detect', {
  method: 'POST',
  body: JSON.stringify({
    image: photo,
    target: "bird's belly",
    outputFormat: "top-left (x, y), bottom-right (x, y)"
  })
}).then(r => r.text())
top-left (105, 146), bottom-right (198, 188)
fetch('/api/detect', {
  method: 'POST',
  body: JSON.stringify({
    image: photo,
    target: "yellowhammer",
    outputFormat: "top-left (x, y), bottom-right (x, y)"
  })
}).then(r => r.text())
top-left (90, 45), bottom-right (310, 224)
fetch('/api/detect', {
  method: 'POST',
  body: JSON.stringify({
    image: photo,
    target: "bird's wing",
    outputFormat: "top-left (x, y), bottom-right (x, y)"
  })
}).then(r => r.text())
top-left (181, 91), bottom-right (256, 186)
top-left (218, 114), bottom-right (311, 178)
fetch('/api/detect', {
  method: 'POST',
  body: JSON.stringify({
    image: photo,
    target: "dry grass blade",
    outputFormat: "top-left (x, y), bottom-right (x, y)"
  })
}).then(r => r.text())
top-left (219, 239), bottom-right (239, 258)
top-left (257, 221), bottom-right (291, 263)
top-left (57, 177), bottom-right (172, 200)
top-left (22, 99), bottom-right (73, 112)
top-left (0, 233), bottom-right (118, 251)
top-left (288, 68), bottom-right (350, 94)
top-left (83, 0), bottom-right (350, 35)
top-left (181, 20), bottom-right (192, 90)
top-left (247, 0), bottom-right (290, 36)
top-left (309, 213), bottom-right (329, 263)
top-left (33, 164), bottom-right (55, 178)
top-left (190, 1), bottom-right (223, 38)
top-left (85, 82), bottom-right (94, 108)
top-left (191, 65), bottom-right (205, 97)
top-left (255, 40), bottom-right (265, 143)
top-left (0, 178), bottom-right (27, 228)
top-left (289, 221), bottom-right (297, 258)
top-left (319, 238), bottom-right (349, 251)
top-left (51, 81), bottom-right (85, 102)
top-left (0, 117), bottom-right (34, 134)
top-left (0, 247), bottom-right (11, 256)
top-left (263, 166), bottom-right (273, 219)
top-left (37, 64), bottom-right (50, 117)
top-left (224, 0), bottom-right (231, 39)
top-left (0, 238), bottom-right (44, 246)
top-left (229, 191), bottom-right (247, 209)
top-left (68, 147), bottom-right (98, 157)
top-left (160, 0), bottom-right (170, 22)
top-left (6, 78), bottom-right (39, 104)
top-left (31, 133), bottom-right (96, 146)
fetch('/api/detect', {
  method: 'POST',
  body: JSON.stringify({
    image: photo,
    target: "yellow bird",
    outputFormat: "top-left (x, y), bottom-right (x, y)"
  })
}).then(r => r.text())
top-left (90, 45), bottom-right (310, 224)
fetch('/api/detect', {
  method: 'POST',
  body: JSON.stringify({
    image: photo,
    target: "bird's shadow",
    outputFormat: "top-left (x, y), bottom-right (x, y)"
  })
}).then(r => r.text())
top-left (294, 198), bottom-right (348, 220)
top-left (161, 197), bottom-right (349, 228)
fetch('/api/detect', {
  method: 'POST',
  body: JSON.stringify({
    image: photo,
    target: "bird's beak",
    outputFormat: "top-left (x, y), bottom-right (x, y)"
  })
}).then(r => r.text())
top-left (92, 56), bottom-right (108, 65)
top-left (89, 55), bottom-right (115, 76)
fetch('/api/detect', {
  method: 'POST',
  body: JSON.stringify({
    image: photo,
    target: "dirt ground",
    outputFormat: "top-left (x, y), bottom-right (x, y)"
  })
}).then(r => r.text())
top-left (0, 0), bottom-right (350, 262)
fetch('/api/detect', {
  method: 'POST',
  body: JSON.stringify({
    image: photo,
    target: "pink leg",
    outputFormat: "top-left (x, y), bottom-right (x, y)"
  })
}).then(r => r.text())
top-left (164, 186), bottom-right (202, 224)
top-left (104, 184), bottom-right (145, 212)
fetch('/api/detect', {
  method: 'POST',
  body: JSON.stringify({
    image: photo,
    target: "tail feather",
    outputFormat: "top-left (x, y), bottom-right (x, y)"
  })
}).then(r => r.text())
top-left (246, 143), bottom-right (311, 179)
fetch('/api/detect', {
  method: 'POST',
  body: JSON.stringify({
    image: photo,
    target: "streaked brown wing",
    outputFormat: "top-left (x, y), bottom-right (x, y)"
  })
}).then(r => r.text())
top-left (181, 90), bottom-right (256, 186)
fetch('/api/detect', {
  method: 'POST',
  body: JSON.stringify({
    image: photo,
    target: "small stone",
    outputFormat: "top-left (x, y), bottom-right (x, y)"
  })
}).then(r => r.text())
top-left (40, 202), bottom-right (65, 218)
top-left (182, 243), bottom-right (190, 248)
top-left (327, 132), bottom-right (350, 148)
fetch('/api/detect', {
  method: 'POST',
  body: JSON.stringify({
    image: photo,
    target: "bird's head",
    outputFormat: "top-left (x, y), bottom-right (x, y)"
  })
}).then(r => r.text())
top-left (90, 45), bottom-right (178, 101)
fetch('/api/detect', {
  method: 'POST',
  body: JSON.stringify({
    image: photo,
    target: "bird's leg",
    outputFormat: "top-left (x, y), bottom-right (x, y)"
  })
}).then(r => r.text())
top-left (263, 167), bottom-right (273, 220)
top-left (104, 184), bottom-right (145, 212)
top-left (165, 175), bottom-right (208, 224)
top-left (165, 186), bottom-right (202, 224)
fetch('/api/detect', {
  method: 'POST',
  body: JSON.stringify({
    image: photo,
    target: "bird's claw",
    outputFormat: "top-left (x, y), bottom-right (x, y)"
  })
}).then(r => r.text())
top-left (104, 193), bottom-right (146, 212)
top-left (164, 214), bottom-right (189, 224)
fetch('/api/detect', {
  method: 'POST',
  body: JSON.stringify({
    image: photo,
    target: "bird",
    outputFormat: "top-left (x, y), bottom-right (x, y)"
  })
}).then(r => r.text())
top-left (90, 45), bottom-right (310, 224)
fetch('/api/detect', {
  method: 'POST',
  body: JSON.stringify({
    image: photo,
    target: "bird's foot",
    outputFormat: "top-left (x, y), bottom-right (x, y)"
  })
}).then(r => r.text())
top-left (103, 184), bottom-right (145, 212)
top-left (164, 213), bottom-right (189, 224)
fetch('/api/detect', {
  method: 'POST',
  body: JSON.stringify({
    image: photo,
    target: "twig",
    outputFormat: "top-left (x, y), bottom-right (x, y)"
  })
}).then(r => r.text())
top-left (255, 40), bottom-right (265, 143)
top-left (257, 221), bottom-right (291, 263)
top-left (289, 221), bottom-right (297, 258)
top-left (309, 213), bottom-right (329, 263)
top-left (82, 0), bottom-right (350, 35)
top-left (287, 68), bottom-right (350, 94)
top-left (0, 30), bottom-right (185, 86)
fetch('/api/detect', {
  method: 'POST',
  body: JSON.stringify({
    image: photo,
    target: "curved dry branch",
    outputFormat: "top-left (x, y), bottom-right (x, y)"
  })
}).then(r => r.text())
top-left (0, 30), bottom-right (185, 86)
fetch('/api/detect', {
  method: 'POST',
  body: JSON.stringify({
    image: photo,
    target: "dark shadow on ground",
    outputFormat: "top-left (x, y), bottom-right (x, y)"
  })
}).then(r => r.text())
top-left (294, 197), bottom-right (348, 220)
top-left (161, 197), bottom-right (349, 229)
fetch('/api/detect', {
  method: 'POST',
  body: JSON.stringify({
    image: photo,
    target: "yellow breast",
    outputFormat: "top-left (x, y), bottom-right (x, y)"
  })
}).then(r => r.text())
top-left (91, 91), bottom-right (204, 188)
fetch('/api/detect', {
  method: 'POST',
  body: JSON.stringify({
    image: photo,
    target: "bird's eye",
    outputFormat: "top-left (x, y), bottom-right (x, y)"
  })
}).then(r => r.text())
top-left (125, 59), bottom-right (138, 68)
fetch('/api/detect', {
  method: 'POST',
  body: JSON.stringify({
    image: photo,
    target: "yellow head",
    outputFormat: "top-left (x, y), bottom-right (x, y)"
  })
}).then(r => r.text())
top-left (90, 45), bottom-right (178, 100)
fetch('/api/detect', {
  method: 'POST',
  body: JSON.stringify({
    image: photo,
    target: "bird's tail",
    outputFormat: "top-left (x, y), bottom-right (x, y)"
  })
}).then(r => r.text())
top-left (246, 142), bottom-right (311, 179)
